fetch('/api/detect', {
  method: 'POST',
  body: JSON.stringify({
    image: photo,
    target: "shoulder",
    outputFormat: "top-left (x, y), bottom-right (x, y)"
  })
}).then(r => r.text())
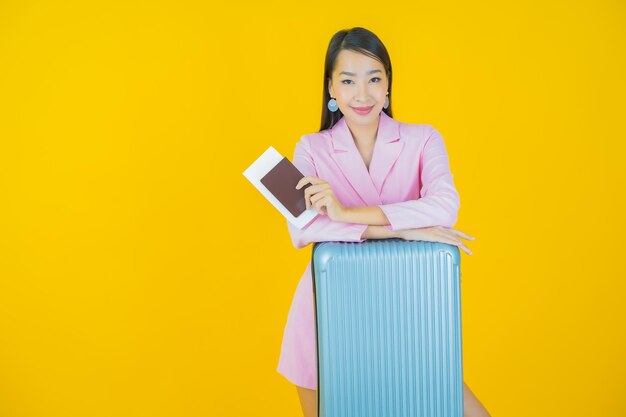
top-left (395, 118), bottom-right (441, 144)
top-left (295, 129), bottom-right (333, 152)
top-left (393, 119), bottom-right (452, 159)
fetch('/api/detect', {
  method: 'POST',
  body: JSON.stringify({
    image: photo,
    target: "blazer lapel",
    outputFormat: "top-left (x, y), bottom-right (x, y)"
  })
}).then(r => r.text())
top-left (330, 111), bottom-right (404, 206)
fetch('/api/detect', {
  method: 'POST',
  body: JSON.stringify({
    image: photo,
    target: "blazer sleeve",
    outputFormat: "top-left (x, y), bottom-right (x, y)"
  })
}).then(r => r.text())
top-left (287, 136), bottom-right (369, 249)
top-left (376, 127), bottom-right (460, 231)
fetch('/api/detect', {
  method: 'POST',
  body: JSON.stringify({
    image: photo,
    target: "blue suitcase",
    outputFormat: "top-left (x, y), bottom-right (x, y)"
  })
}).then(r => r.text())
top-left (311, 238), bottom-right (464, 417)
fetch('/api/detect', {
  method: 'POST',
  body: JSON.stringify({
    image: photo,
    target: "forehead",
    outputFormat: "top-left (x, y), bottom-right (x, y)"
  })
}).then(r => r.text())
top-left (333, 49), bottom-right (385, 75)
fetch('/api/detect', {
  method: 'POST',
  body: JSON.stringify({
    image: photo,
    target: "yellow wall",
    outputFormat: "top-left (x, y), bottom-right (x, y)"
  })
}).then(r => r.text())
top-left (0, 1), bottom-right (624, 416)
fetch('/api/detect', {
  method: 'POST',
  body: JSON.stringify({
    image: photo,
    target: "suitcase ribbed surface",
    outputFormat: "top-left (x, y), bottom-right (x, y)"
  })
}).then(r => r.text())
top-left (312, 238), bottom-right (463, 417)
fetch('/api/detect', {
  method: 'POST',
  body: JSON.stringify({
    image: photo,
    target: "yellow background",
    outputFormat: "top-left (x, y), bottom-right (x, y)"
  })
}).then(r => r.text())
top-left (1, 1), bottom-right (624, 416)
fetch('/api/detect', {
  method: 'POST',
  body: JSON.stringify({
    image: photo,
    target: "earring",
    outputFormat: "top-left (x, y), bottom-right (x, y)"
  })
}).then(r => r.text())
top-left (383, 93), bottom-right (389, 109)
top-left (328, 97), bottom-right (339, 112)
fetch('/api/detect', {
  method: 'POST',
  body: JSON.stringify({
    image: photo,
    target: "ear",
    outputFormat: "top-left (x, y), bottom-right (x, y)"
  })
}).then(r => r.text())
top-left (327, 78), bottom-right (334, 98)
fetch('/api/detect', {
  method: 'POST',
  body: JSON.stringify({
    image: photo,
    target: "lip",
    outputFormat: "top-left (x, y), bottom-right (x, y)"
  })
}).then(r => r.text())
top-left (351, 105), bottom-right (374, 115)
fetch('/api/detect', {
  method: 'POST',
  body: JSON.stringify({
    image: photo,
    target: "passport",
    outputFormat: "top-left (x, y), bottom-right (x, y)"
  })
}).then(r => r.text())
top-left (260, 156), bottom-right (312, 217)
top-left (242, 146), bottom-right (318, 229)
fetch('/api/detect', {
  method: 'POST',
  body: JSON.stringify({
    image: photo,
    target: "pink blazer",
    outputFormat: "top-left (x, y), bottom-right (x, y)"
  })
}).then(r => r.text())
top-left (286, 111), bottom-right (460, 249)
top-left (277, 111), bottom-right (461, 389)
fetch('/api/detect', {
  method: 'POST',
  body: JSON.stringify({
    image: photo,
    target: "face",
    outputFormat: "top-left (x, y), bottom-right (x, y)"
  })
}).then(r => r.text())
top-left (328, 49), bottom-right (389, 127)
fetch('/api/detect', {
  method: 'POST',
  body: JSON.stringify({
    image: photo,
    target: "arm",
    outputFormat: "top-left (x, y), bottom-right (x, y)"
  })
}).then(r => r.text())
top-left (375, 127), bottom-right (461, 231)
top-left (361, 224), bottom-right (400, 239)
top-left (341, 205), bottom-right (392, 226)
top-left (287, 136), bottom-right (369, 249)
top-left (287, 216), bottom-right (368, 249)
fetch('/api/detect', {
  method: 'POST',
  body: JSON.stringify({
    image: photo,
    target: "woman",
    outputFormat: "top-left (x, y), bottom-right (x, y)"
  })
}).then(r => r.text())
top-left (277, 27), bottom-right (491, 417)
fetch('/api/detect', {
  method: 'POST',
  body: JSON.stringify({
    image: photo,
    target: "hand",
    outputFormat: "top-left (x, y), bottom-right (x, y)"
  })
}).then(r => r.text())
top-left (397, 226), bottom-right (475, 255)
top-left (296, 176), bottom-right (348, 222)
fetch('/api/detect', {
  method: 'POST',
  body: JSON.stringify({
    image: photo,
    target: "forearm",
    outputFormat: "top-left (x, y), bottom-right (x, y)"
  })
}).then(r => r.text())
top-left (340, 206), bottom-right (403, 239)
top-left (342, 205), bottom-right (391, 227)
top-left (360, 224), bottom-right (403, 240)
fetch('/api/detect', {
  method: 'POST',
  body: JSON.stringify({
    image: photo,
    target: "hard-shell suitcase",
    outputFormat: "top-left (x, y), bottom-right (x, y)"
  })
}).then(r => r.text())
top-left (311, 238), bottom-right (464, 417)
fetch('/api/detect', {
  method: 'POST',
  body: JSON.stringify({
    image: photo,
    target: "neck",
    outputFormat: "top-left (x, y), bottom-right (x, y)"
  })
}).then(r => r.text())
top-left (345, 115), bottom-right (380, 148)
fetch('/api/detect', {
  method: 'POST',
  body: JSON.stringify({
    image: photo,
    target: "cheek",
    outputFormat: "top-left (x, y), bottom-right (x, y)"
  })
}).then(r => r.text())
top-left (373, 83), bottom-right (388, 95)
top-left (336, 87), bottom-right (351, 101)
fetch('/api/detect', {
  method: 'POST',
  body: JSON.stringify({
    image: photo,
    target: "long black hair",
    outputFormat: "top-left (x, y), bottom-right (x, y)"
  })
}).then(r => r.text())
top-left (320, 27), bottom-right (393, 132)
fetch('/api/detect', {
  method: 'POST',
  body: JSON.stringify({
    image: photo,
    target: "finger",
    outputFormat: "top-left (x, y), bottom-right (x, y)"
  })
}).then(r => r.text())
top-left (440, 228), bottom-right (475, 240)
top-left (443, 236), bottom-right (472, 255)
top-left (449, 237), bottom-right (473, 255)
top-left (304, 187), bottom-right (322, 210)
top-left (435, 228), bottom-right (460, 241)
top-left (432, 234), bottom-right (461, 247)
top-left (303, 183), bottom-right (330, 196)
top-left (314, 204), bottom-right (327, 215)
top-left (312, 194), bottom-right (330, 214)
top-left (459, 244), bottom-right (472, 256)
top-left (296, 176), bottom-right (325, 189)
top-left (303, 185), bottom-right (328, 210)
top-left (296, 176), bottom-right (318, 189)
top-left (460, 241), bottom-right (472, 255)
top-left (310, 189), bottom-right (331, 206)
top-left (449, 228), bottom-right (476, 241)
top-left (317, 194), bottom-right (334, 216)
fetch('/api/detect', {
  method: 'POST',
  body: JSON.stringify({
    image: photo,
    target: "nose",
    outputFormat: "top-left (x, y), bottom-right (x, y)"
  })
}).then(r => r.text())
top-left (354, 82), bottom-right (370, 103)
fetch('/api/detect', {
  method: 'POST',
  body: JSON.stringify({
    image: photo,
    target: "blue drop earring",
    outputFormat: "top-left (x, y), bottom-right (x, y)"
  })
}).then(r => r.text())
top-left (327, 97), bottom-right (339, 112)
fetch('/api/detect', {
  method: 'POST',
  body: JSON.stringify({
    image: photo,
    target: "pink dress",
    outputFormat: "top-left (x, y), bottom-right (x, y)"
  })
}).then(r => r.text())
top-left (276, 111), bottom-right (461, 389)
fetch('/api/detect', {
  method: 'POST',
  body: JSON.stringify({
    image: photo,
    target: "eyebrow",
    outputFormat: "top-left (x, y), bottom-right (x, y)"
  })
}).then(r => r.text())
top-left (338, 69), bottom-right (382, 76)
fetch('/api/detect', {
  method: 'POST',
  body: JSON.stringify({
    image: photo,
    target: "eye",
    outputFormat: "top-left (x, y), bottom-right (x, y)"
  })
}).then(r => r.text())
top-left (341, 79), bottom-right (353, 85)
top-left (371, 77), bottom-right (381, 82)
